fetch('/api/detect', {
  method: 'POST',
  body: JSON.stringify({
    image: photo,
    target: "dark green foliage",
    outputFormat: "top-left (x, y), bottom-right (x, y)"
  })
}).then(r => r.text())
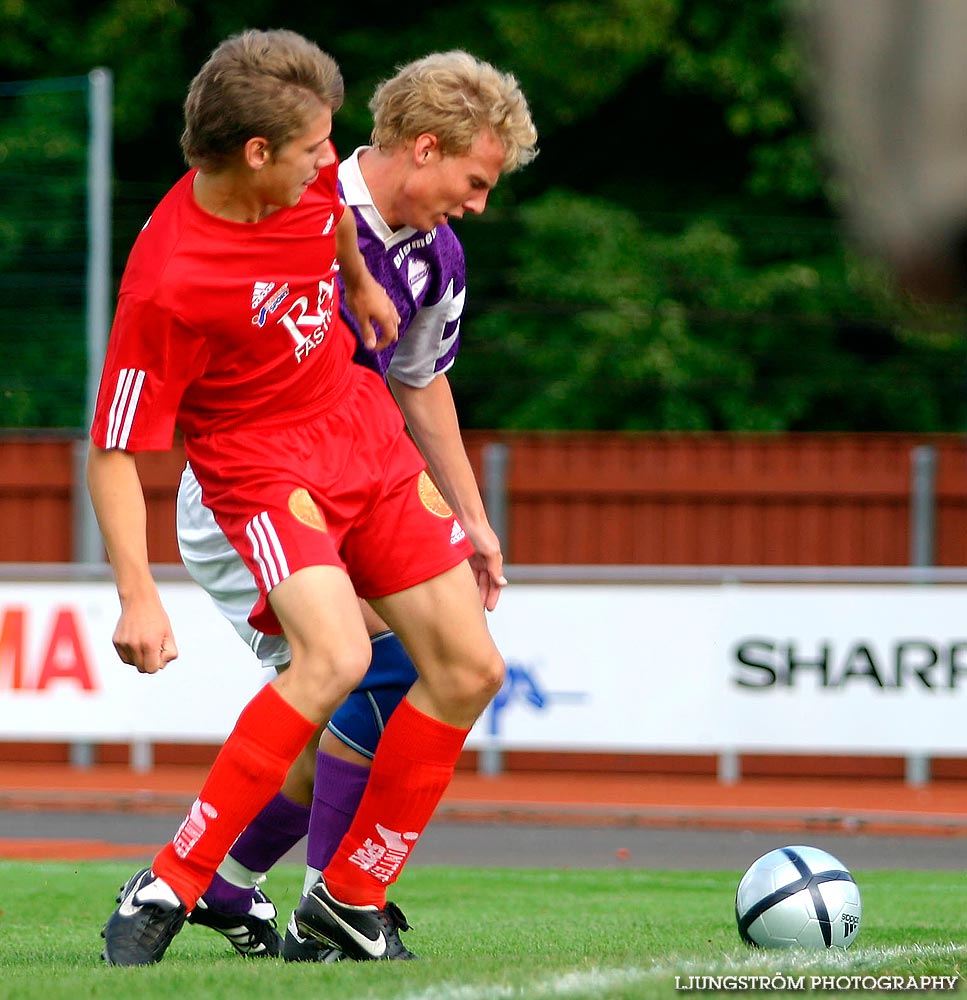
top-left (1, 0), bottom-right (962, 431)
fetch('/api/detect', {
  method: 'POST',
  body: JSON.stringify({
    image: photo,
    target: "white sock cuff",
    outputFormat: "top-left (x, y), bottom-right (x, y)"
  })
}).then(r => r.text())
top-left (301, 866), bottom-right (322, 897)
top-left (217, 854), bottom-right (266, 889)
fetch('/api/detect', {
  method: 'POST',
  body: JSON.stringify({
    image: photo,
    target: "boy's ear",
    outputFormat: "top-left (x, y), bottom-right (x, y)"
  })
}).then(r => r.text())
top-left (244, 137), bottom-right (271, 169)
top-left (413, 133), bottom-right (439, 164)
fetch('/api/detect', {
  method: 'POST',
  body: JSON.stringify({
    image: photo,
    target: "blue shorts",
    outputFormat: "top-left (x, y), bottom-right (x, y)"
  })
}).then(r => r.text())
top-left (326, 631), bottom-right (416, 759)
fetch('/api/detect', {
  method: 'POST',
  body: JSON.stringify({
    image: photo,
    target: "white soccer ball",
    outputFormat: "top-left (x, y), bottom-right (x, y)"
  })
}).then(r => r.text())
top-left (735, 845), bottom-right (862, 949)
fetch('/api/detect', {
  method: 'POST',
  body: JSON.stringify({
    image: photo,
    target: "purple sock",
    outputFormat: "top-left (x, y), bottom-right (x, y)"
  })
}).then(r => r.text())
top-left (306, 751), bottom-right (370, 871)
top-left (202, 791), bottom-right (310, 914)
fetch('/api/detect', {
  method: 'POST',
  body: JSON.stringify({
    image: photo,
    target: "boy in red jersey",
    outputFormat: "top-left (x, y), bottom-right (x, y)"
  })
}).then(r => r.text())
top-left (176, 50), bottom-right (538, 962)
top-left (89, 28), bottom-right (505, 966)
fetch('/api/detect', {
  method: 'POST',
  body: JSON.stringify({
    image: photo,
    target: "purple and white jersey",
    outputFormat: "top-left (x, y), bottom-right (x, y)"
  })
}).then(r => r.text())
top-left (338, 147), bottom-right (465, 387)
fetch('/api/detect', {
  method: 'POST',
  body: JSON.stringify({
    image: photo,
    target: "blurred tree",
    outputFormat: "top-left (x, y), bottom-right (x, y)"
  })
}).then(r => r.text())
top-left (459, 192), bottom-right (965, 430)
top-left (0, 0), bottom-right (962, 431)
top-left (452, 0), bottom-right (966, 430)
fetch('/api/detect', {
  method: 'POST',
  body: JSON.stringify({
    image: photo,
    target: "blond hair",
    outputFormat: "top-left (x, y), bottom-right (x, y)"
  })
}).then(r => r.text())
top-left (369, 51), bottom-right (538, 173)
top-left (181, 29), bottom-right (344, 170)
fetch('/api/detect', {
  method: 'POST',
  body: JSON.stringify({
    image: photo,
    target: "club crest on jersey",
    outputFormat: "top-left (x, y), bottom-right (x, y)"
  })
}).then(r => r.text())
top-left (417, 471), bottom-right (452, 518)
top-left (288, 488), bottom-right (327, 532)
top-left (407, 258), bottom-right (430, 299)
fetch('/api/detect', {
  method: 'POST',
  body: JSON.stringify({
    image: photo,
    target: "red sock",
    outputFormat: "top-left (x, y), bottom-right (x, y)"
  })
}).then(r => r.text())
top-left (153, 684), bottom-right (316, 910)
top-left (322, 697), bottom-right (468, 906)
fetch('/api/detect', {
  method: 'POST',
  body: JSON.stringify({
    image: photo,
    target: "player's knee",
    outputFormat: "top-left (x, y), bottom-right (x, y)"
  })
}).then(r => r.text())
top-left (327, 689), bottom-right (389, 759)
top-left (448, 646), bottom-right (505, 714)
top-left (284, 637), bottom-right (372, 719)
top-left (327, 640), bottom-right (372, 697)
top-left (479, 648), bottom-right (506, 701)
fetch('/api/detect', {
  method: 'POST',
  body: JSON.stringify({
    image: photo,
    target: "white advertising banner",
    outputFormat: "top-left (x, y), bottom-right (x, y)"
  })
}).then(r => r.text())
top-left (3, 579), bottom-right (967, 754)
top-left (471, 583), bottom-right (967, 755)
top-left (0, 581), bottom-right (267, 741)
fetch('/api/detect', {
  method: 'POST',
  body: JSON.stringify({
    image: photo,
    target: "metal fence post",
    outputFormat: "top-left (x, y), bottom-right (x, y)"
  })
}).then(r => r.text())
top-left (75, 68), bottom-right (113, 567)
top-left (479, 442), bottom-right (509, 777)
top-left (908, 445), bottom-right (937, 785)
top-left (482, 441), bottom-right (509, 555)
top-left (910, 445), bottom-right (937, 568)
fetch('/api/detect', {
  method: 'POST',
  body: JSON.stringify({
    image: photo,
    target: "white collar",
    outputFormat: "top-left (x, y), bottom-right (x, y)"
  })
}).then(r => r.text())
top-left (339, 147), bottom-right (421, 250)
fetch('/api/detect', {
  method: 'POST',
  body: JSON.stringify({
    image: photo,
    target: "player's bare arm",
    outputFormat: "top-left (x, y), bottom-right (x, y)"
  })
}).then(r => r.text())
top-left (86, 444), bottom-right (179, 673)
top-left (335, 209), bottom-right (399, 351)
top-left (389, 372), bottom-right (507, 611)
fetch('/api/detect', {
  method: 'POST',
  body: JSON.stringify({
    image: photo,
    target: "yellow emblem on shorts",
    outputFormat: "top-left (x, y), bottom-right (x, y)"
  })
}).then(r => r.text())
top-left (288, 488), bottom-right (327, 532)
top-left (418, 471), bottom-right (452, 518)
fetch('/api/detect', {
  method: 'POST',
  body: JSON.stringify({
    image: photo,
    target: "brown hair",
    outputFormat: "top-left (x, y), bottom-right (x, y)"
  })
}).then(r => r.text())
top-left (181, 28), bottom-right (344, 170)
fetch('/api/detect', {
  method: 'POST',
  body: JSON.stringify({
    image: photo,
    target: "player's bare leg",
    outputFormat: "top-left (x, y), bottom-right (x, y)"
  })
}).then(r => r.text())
top-left (195, 602), bottom-right (419, 961)
top-left (295, 563), bottom-right (503, 960)
top-left (105, 567), bottom-right (373, 965)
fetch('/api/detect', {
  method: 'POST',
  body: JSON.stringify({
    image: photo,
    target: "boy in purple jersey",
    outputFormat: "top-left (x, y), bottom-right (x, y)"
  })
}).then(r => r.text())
top-left (174, 50), bottom-right (538, 961)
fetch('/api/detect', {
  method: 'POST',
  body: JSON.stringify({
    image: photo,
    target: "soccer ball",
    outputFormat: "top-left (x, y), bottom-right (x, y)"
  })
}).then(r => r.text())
top-left (735, 845), bottom-right (862, 949)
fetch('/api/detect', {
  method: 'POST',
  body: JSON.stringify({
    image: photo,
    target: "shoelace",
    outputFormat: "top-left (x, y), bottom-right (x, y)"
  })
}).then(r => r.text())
top-left (385, 902), bottom-right (411, 933)
top-left (223, 919), bottom-right (275, 951)
top-left (382, 903), bottom-right (412, 933)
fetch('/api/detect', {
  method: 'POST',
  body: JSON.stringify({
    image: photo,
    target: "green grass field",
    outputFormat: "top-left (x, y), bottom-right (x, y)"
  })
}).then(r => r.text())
top-left (1, 861), bottom-right (965, 999)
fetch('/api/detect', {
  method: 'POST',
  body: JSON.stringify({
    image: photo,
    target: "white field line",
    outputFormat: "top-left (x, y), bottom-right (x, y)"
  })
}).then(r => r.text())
top-left (662, 941), bottom-right (967, 975)
top-left (395, 943), bottom-right (967, 1000)
top-left (397, 966), bottom-right (652, 1000)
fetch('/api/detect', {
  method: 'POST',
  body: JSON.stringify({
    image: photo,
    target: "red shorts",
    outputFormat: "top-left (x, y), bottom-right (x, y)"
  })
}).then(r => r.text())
top-left (184, 367), bottom-right (473, 634)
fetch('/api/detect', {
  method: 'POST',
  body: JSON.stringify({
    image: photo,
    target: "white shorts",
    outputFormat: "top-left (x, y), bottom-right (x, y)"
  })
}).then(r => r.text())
top-left (176, 463), bottom-right (291, 669)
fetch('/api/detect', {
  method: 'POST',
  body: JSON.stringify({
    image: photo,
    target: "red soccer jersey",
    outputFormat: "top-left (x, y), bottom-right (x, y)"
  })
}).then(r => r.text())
top-left (90, 158), bottom-right (355, 451)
